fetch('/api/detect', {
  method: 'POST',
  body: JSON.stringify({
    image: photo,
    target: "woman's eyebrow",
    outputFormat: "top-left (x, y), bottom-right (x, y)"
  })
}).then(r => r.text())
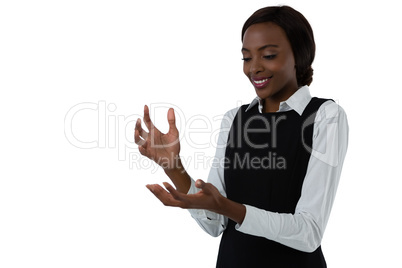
top-left (241, 44), bottom-right (279, 52)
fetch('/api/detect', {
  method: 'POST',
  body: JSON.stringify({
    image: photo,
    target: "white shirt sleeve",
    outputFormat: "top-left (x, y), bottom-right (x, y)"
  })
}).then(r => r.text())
top-left (235, 101), bottom-right (349, 252)
top-left (187, 107), bottom-right (239, 237)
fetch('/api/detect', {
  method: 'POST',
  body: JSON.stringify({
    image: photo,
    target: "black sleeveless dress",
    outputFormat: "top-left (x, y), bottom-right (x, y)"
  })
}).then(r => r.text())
top-left (216, 98), bottom-right (330, 268)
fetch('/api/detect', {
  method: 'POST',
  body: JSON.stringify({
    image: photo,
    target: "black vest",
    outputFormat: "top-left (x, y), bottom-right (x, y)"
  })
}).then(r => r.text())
top-left (217, 98), bottom-right (330, 268)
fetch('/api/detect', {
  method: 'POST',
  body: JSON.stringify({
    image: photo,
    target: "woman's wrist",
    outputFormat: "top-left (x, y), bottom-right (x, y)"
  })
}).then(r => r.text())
top-left (163, 156), bottom-right (185, 175)
top-left (163, 158), bottom-right (191, 194)
top-left (215, 195), bottom-right (246, 225)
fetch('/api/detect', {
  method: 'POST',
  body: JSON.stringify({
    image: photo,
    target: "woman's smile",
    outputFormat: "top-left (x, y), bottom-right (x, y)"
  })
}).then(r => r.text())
top-left (251, 76), bottom-right (273, 89)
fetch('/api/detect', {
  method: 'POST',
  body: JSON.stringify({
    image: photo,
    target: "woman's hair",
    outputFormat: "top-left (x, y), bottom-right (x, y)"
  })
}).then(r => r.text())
top-left (242, 6), bottom-right (315, 86)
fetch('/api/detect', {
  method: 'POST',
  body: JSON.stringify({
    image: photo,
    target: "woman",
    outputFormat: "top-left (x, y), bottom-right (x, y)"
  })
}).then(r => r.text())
top-left (135, 5), bottom-right (348, 267)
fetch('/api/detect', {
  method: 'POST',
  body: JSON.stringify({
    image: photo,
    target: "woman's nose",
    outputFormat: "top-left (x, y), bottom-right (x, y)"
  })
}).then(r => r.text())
top-left (250, 59), bottom-right (264, 74)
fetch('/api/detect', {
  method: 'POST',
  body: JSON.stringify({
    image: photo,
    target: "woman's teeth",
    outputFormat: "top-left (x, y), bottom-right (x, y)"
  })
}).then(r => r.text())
top-left (254, 79), bottom-right (269, 84)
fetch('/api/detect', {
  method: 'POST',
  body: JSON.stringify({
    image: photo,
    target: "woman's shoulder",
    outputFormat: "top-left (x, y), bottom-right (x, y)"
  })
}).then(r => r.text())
top-left (221, 102), bottom-right (253, 120)
top-left (312, 99), bottom-right (348, 131)
top-left (315, 99), bottom-right (347, 120)
top-left (218, 106), bottom-right (241, 129)
top-left (223, 106), bottom-right (242, 118)
top-left (223, 100), bottom-right (256, 118)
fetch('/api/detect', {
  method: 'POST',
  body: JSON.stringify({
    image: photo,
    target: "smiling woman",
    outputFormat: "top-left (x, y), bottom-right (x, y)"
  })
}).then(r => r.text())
top-left (135, 5), bottom-right (348, 268)
top-left (242, 22), bottom-right (299, 112)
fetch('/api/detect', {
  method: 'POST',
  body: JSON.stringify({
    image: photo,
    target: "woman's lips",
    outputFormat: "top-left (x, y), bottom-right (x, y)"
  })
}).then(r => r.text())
top-left (252, 76), bottom-right (272, 89)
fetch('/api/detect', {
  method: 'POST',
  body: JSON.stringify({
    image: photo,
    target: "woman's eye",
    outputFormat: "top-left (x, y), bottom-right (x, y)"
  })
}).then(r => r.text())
top-left (263, 55), bottom-right (276, 60)
top-left (241, 57), bottom-right (251, 62)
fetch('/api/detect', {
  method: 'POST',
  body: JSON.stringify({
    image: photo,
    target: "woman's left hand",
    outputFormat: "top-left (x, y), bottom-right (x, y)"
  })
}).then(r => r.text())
top-left (146, 179), bottom-right (223, 213)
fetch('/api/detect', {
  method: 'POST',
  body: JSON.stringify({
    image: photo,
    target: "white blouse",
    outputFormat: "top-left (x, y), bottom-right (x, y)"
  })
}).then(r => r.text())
top-left (187, 85), bottom-right (349, 253)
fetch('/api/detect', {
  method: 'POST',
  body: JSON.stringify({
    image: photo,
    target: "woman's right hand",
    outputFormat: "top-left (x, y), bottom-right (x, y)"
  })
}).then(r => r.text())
top-left (134, 105), bottom-right (181, 171)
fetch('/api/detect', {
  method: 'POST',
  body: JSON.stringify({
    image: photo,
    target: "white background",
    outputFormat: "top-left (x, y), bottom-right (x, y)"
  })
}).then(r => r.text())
top-left (1, 0), bottom-right (401, 267)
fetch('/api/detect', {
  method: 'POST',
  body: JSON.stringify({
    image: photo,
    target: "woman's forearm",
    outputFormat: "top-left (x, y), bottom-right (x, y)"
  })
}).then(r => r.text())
top-left (164, 158), bottom-right (191, 194)
top-left (215, 195), bottom-right (247, 225)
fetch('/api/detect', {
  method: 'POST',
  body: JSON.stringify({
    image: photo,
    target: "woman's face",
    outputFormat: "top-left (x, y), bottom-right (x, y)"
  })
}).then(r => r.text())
top-left (242, 22), bottom-right (298, 105)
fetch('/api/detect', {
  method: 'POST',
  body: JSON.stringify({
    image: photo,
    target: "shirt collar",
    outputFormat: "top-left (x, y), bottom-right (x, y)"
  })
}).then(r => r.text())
top-left (245, 85), bottom-right (312, 115)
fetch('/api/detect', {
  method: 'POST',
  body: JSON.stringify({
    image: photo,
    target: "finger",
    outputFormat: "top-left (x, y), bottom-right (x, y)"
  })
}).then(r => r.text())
top-left (143, 105), bottom-right (158, 133)
top-left (195, 179), bottom-right (206, 189)
top-left (146, 184), bottom-right (182, 207)
top-left (134, 126), bottom-right (146, 146)
top-left (134, 118), bottom-right (148, 146)
top-left (146, 184), bottom-right (164, 193)
top-left (167, 108), bottom-right (178, 135)
top-left (138, 143), bottom-right (149, 156)
top-left (135, 118), bottom-right (148, 140)
top-left (163, 182), bottom-right (183, 201)
top-left (146, 184), bottom-right (166, 200)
